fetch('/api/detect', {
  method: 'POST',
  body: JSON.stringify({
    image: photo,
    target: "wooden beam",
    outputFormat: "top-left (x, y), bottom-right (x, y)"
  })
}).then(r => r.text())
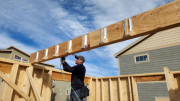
top-left (95, 78), bottom-right (98, 101)
top-left (101, 79), bottom-right (104, 101)
top-left (38, 69), bottom-right (44, 94)
top-left (118, 77), bottom-right (122, 101)
top-left (164, 67), bottom-right (176, 100)
top-left (128, 77), bottom-right (133, 101)
top-left (0, 74), bottom-right (10, 100)
top-left (30, 0), bottom-right (180, 64)
top-left (45, 70), bottom-right (52, 101)
top-left (0, 58), bottom-right (30, 67)
top-left (26, 67), bottom-right (42, 101)
top-left (131, 77), bottom-right (139, 101)
top-left (109, 78), bottom-right (113, 101)
top-left (52, 71), bottom-right (91, 84)
top-left (0, 62), bottom-right (12, 74)
top-left (0, 71), bottom-right (30, 100)
top-left (135, 75), bottom-right (165, 82)
top-left (5, 63), bottom-right (19, 101)
top-left (171, 91), bottom-right (180, 101)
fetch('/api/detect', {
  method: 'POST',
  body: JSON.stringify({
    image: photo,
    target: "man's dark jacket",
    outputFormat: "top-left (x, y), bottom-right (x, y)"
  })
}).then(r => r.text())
top-left (63, 62), bottom-right (86, 90)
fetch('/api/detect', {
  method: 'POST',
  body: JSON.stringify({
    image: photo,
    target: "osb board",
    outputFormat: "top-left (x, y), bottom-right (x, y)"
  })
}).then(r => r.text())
top-left (0, 62), bottom-right (12, 74)
top-left (162, 1), bottom-right (180, 27)
top-left (90, 29), bottom-right (101, 48)
top-left (103, 79), bottom-right (110, 101)
top-left (38, 49), bottom-right (45, 62)
top-left (41, 70), bottom-right (49, 100)
top-left (48, 45), bottom-right (56, 59)
top-left (29, 52), bottom-right (36, 63)
top-left (96, 79), bottom-right (101, 101)
top-left (58, 41), bottom-right (69, 56)
top-left (155, 97), bottom-right (170, 101)
top-left (12, 66), bottom-right (26, 101)
top-left (91, 79), bottom-right (96, 101)
top-left (111, 78), bottom-right (119, 101)
top-left (121, 78), bottom-right (130, 101)
top-left (71, 36), bottom-right (82, 53)
top-left (106, 21), bottom-right (125, 42)
top-left (173, 74), bottom-right (180, 94)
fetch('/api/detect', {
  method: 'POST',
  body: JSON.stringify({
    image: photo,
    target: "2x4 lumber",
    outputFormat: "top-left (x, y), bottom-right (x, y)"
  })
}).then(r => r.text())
top-left (0, 71), bottom-right (30, 100)
top-left (0, 74), bottom-right (10, 100)
top-left (0, 58), bottom-right (30, 67)
top-left (30, 0), bottom-right (180, 64)
top-left (135, 75), bottom-right (165, 82)
top-left (131, 77), bottom-right (139, 101)
top-left (101, 79), bottom-right (104, 101)
top-left (117, 77), bottom-right (122, 101)
top-left (95, 78), bottom-right (98, 101)
top-left (87, 78), bottom-right (92, 101)
top-left (26, 67), bottom-right (42, 101)
top-left (45, 70), bottom-right (52, 101)
top-left (171, 91), bottom-right (180, 101)
top-left (128, 77), bottom-right (133, 101)
top-left (164, 67), bottom-right (176, 100)
top-left (20, 66), bottom-right (34, 101)
top-left (5, 63), bottom-right (19, 101)
top-left (109, 78), bottom-right (113, 101)
top-left (38, 69), bottom-right (44, 94)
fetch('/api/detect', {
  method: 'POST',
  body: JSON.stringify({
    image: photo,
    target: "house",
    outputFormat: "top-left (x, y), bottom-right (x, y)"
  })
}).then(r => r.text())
top-left (114, 26), bottom-right (180, 101)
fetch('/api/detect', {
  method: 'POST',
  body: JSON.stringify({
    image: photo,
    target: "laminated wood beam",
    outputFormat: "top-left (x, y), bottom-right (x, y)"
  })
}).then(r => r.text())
top-left (30, 0), bottom-right (180, 64)
top-left (0, 71), bottom-right (30, 101)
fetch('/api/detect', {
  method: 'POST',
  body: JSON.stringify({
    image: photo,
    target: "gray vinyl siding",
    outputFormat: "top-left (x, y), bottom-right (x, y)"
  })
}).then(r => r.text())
top-left (137, 82), bottom-right (169, 101)
top-left (119, 45), bottom-right (180, 75)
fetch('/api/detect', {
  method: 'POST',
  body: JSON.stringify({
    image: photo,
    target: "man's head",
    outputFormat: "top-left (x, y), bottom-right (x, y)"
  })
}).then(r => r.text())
top-left (75, 55), bottom-right (85, 65)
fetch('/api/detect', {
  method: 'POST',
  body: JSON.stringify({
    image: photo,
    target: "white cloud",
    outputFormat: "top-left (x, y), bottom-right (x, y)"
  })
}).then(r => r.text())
top-left (0, 32), bottom-right (38, 54)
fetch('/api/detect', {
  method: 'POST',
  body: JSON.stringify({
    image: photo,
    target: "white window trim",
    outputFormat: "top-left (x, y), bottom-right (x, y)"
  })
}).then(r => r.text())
top-left (22, 58), bottom-right (29, 63)
top-left (134, 54), bottom-right (150, 63)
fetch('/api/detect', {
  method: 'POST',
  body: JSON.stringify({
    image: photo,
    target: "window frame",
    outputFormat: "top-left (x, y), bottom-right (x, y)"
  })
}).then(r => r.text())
top-left (14, 54), bottom-right (22, 62)
top-left (60, 89), bottom-right (63, 95)
top-left (134, 54), bottom-right (150, 63)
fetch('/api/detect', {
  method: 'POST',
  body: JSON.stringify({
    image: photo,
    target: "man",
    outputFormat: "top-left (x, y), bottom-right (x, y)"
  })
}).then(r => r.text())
top-left (61, 55), bottom-right (86, 101)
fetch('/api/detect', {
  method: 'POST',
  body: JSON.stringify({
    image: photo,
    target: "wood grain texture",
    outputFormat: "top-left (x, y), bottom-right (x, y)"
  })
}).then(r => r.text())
top-left (72, 36), bottom-right (82, 53)
top-left (111, 78), bottom-right (118, 101)
top-left (48, 45), bottom-right (56, 59)
top-left (103, 79), bottom-right (109, 101)
top-left (38, 49), bottom-right (45, 62)
top-left (0, 62), bottom-right (12, 74)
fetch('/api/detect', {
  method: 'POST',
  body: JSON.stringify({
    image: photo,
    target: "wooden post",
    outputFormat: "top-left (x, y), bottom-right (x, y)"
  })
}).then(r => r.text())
top-left (5, 63), bottom-right (19, 101)
top-left (20, 66), bottom-right (34, 101)
top-left (26, 67), bottom-right (42, 101)
top-left (109, 78), bottom-right (113, 101)
top-left (87, 78), bottom-right (92, 101)
top-left (164, 67), bottom-right (176, 100)
top-left (131, 77), bottom-right (139, 101)
top-left (38, 69), bottom-right (44, 94)
top-left (118, 77), bottom-right (122, 101)
top-left (128, 77), bottom-right (133, 101)
top-left (45, 70), bottom-right (52, 101)
top-left (101, 79), bottom-right (104, 101)
top-left (95, 78), bottom-right (98, 101)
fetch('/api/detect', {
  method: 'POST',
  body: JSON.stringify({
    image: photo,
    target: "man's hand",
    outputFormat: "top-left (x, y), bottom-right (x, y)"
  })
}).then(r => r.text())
top-left (60, 57), bottom-right (65, 64)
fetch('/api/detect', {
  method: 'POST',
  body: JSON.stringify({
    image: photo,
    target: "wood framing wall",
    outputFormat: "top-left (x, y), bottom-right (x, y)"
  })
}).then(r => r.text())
top-left (1, 59), bottom-right (180, 101)
top-left (29, 0), bottom-right (180, 64)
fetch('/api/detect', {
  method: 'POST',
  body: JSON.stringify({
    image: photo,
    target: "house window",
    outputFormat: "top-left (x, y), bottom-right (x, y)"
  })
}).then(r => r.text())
top-left (22, 58), bottom-right (28, 63)
top-left (66, 88), bottom-right (69, 95)
top-left (60, 89), bottom-right (63, 95)
top-left (14, 55), bottom-right (21, 61)
top-left (135, 54), bottom-right (149, 63)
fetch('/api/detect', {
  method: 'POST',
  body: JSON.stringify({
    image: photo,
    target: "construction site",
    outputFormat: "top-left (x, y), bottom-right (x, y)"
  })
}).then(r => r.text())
top-left (0, 0), bottom-right (180, 101)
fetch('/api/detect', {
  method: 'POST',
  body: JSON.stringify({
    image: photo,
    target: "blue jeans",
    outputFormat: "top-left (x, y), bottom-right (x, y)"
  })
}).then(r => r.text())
top-left (70, 89), bottom-right (83, 101)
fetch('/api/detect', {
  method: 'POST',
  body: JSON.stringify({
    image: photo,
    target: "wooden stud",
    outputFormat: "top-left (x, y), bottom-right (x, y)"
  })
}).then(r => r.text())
top-left (20, 66), bottom-right (33, 101)
top-left (128, 77), bottom-right (133, 101)
top-left (109, 78), bottom-right (113, 101)
top-left (45, 70), bottom-right (52, 101)
top-left (0, 71), bottom-right (30, 100)
top-left (26, 67), bottom-right (42, 101)
top-left (117, 77), bottom-right (122, 101)
top-left (131, 77), bottom-right (139, 101)
top-left (164, 67), bottom-right (176, 100)
top-left (0, 74), bottom-right (10, 100)
top-left (5, 63), bottom-right (19, 101)
top-left (101, 79), bottom-right (104, 101)
top-left (38, 69), bottom-right (44, 94)
top-left (87, 78), bottom-right (92, 101)
top-left (95, 78), bottom-right (98, 101)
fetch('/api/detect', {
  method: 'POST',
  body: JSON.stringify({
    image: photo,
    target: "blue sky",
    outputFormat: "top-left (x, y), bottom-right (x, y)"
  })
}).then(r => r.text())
top-left (0, 0), bottom-right (173, 77)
